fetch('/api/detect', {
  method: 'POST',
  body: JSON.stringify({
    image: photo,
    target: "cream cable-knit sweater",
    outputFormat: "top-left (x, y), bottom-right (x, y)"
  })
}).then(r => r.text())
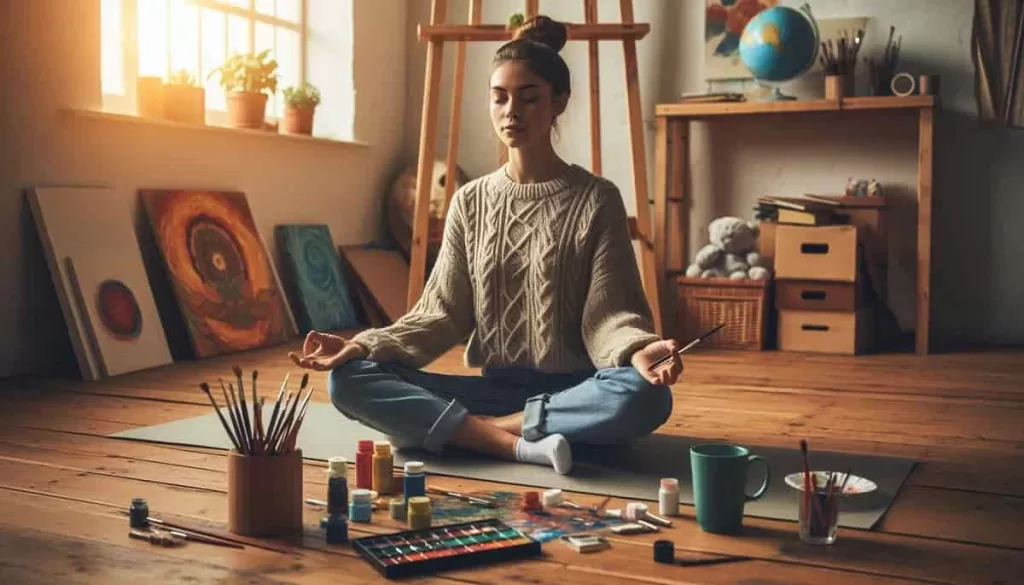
top-left (352, 163), bottom-right (661, 373)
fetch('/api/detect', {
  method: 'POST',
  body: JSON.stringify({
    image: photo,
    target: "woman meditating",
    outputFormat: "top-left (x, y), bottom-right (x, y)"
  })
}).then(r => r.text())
top-left (290, 15), bottom-right (683, 475)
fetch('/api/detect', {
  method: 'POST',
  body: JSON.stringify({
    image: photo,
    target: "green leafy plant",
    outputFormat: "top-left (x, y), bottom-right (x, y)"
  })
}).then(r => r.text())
top-left (167, 69), bottom-right (197, 86)
top-left (282, 82), bottom-right (322, 110)
top-left (507, 12), bottom-right (525, 29)
top-left (207, 49), bottom-right (279, 95)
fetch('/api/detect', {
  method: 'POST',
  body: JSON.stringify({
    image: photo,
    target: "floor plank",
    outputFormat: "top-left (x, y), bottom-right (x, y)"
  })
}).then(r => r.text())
top-left (3, 341), bottom-right (1024, 583)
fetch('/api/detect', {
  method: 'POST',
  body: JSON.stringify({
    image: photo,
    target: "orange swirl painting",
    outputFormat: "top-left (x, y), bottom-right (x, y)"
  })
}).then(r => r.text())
top-left (141, 190), bottom-right (292, 358)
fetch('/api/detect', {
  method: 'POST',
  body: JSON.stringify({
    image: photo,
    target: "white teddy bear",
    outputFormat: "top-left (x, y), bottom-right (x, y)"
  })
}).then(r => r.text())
top-left (685, 216), bottom-right (771, 280)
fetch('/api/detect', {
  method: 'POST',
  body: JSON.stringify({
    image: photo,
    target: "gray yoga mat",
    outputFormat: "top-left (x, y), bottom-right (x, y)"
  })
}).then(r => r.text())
top-left (111, 402), bottom-right (915, 530)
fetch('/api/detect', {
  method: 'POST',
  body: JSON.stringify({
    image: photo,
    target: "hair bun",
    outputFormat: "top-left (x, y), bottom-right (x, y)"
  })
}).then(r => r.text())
top-left (513, 15), bottom-right (568, 53)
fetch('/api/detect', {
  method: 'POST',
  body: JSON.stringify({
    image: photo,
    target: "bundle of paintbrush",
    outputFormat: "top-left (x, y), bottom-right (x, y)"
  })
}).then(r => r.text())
top-left (819, 28), bottom-right (864, 76)
top-left (865, 25), bottom-right (902, 95)
top-left (199, 368), bottom-right (314, 456)
top-left (798, 440), bottom-right (852, 543)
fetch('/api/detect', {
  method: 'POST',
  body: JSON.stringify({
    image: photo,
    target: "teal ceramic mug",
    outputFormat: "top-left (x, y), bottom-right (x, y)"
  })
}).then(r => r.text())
top-left (690, 444), bottom-right (771, 534)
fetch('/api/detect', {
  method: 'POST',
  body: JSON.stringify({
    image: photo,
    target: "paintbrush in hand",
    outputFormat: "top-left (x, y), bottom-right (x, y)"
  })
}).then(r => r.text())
top-left (648, 322), bottom-right (726, 372)
top-left (199, 382), bottom-right (241, 452)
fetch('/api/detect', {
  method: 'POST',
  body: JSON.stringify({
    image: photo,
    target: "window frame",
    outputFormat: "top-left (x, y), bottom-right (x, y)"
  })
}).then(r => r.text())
top-left (103, 0), bottom-right (308, 124)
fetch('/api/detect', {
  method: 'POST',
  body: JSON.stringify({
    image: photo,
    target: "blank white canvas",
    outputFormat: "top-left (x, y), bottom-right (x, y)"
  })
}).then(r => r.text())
top-left (27, 186), bottom-right (172, 379)
top-left (65, 250), bottom-right (173, 377)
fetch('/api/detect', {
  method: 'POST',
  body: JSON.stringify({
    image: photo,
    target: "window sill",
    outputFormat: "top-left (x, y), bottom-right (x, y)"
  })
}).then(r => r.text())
top-left (63, 107), bottom-right (369, 149)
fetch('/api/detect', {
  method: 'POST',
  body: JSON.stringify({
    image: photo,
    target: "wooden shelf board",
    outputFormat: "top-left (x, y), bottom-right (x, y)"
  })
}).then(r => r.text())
top-left (418, 23), bottom-right (650, 42)
top-left (655, 95), bottom-right (935, 118)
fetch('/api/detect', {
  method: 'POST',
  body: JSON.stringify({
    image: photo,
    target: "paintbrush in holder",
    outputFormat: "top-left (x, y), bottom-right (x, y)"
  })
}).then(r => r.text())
top-left (200, 368), bottom-right (313, 536)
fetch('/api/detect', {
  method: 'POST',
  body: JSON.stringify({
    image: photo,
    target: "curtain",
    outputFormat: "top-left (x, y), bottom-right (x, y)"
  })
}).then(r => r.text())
top-left (972, 0), bottom-right (1024, 127)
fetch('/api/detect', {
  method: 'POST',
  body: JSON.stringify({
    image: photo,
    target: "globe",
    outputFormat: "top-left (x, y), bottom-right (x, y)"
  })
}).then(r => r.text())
top-left (738, 4), bottom-right (819, 100)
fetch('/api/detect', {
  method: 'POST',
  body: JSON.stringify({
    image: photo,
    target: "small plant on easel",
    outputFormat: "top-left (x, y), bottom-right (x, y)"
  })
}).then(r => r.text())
top-left (281, 82), bottom-right (321, 136)
top-left (207, 49), bottom-right (279, 130)
top-left (163, 68), bottom-right (205, 125)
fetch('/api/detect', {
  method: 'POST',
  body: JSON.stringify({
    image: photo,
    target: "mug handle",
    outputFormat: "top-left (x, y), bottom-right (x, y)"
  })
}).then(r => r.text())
top-left (745, 455), bottom-right (771, 501)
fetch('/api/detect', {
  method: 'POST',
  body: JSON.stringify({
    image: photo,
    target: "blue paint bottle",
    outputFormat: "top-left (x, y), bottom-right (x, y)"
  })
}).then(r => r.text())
top-left (403, 461), bottom-right (425, 502)
top-left (327, 456), bottom-right (349, 515)
top-left (349, 489), bottom-right (372, 523)
top-left (321, 512), bottom-right (348, 544)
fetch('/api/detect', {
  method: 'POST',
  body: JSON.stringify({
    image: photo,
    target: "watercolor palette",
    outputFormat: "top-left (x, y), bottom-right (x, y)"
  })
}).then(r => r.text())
top-left (351, 518), bottom-right (542, 579)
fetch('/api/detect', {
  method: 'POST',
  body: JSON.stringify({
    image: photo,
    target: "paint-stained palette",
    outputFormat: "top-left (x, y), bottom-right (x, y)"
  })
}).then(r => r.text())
top-left (430, 491), bottom-right (624, 543)
top-left (352, 518), bottom-right (541, 579)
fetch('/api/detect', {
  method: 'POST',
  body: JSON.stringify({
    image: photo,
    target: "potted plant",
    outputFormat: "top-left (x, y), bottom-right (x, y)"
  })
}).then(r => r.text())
top-left (163, 69), bottom-right (205, 124)
top-left (281, 82), bottom-right (321, 135)
top-left (207, 49), bottom-right (278, 129)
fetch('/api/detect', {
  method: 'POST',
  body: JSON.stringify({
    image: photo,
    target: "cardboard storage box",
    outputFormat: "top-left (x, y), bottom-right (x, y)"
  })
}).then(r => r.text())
top-left (777, 308), bottom-right (873, 355)
top-left (775, 280), bottom-right (863, 312)
top-left (774, 225), bottom-right (859, 283)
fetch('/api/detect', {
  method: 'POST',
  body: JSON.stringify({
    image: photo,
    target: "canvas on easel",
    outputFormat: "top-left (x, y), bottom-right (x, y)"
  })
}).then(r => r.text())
top-left (275, 224), bottom-right (360, 334)
top-left (27, 186), bottom-right (173, 380)
top-left (140, 189), bottom-right (296, 359)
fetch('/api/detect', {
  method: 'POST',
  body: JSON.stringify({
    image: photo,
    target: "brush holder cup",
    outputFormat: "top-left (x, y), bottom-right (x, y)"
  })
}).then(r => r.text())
top-left (227, 449), bottom-right (304, 536)
top-left (825, 74), bottom-right (855, 101)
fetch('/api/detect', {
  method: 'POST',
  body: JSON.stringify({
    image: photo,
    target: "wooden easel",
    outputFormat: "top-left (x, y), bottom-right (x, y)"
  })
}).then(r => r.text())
top-left (407, 0), bottom-right (664, 336)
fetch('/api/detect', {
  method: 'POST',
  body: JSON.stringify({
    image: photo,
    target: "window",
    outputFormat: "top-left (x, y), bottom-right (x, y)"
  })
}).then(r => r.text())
top-left (101, 0), bottom-right (354, 138)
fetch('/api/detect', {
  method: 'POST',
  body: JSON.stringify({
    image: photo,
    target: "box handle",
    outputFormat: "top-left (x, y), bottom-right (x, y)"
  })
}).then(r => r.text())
top-left (800, 243), bottom-right (830, 255)
top-left (800, 290), bottom-right (827, 301)
top-left (801, 324), bottom-right (830, 332)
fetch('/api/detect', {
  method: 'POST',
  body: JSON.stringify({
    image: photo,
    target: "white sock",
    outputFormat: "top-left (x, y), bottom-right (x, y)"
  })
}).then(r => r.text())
top-left (514, 434), bottom-right (572, 475)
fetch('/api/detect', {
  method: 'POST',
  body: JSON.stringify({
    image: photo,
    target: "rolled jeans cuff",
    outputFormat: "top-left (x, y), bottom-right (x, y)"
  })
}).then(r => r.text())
top-left (521, 394), bottom-right (549, 441)
top-left (421, 399), bottom-right (469, 454)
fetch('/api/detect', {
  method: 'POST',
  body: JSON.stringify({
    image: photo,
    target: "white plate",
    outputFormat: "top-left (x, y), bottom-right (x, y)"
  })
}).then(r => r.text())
top-left (785, 471), bottom-right (877, 495)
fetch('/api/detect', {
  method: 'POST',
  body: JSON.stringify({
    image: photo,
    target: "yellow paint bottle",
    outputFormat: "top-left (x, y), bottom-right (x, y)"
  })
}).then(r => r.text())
top-left (407, 496), bottom-right (432, 530)
top-left (371, 441), bottom-right (393, 495)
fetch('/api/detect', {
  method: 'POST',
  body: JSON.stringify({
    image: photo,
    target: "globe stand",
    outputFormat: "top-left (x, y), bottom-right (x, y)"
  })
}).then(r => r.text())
top-left (757, 82), bottom-right (798, 101)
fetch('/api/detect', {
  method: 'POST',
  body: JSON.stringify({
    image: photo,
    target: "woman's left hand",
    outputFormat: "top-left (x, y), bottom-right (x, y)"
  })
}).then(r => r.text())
top-left (630, 339), bottom-right (684, 386)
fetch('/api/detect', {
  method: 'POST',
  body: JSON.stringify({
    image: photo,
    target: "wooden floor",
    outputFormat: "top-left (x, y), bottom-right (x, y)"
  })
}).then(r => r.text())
top-left (2, 335), bottom-right (1023, 584)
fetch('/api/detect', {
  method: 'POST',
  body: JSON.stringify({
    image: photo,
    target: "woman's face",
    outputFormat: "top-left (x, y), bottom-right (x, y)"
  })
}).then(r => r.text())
top-left (489, 61), bottom-right (566, 150)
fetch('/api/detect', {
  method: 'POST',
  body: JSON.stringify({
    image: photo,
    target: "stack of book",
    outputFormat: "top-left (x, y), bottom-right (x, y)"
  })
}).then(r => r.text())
top-left (755, 194), bottom-right (885, 226)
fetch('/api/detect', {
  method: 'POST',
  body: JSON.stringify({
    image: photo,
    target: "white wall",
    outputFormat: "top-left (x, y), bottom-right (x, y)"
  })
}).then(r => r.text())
top-left (404, 0), bottom-right (1024, 347)
top-left (0, 0), bottom-right (408, 378)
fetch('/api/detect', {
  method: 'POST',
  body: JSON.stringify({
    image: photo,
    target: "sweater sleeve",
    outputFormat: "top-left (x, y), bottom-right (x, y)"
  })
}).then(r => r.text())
top-left (350, 189), bottom-right (475, 368)
top-left (580, 183), bottom-right (662, 369)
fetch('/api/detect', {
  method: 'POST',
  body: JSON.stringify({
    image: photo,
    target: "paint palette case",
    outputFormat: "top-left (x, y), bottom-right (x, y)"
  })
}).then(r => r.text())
top-left (351, 518), bottom-right (542, 579)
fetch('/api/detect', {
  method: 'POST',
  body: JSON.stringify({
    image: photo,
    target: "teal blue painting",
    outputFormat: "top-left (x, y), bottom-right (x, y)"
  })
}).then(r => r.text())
top-left (275, 224), bottom-right (359, 333)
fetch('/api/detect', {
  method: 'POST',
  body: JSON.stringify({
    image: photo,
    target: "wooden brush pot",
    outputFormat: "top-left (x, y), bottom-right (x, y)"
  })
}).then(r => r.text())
top-left (227, 449), bottom-right (303, 536)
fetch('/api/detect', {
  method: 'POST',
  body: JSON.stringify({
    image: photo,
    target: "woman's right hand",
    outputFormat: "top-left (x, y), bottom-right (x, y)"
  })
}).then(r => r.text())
top-left (288, 330), bottom-right (368, 371)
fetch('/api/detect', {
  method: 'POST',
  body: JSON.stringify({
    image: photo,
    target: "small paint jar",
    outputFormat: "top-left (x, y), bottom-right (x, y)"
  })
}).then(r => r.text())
top-left (407, 496), bottom-right (432, 530)
top-left (521, 491), bottom-right (541, 511)
top-left (542, 488), bottom-right (563, 509)
top-left (372, 441), bottom-right (393, 495)
top-left (659, 478), bottom-right (680, 516)
top-left (349, 489), bottom-right (373, 523)
top-left (327, 456), bottom-right (349, 515)
top-left (320, 512), bottom-right (349, 544)
top-left (403, 461), bottom-right (425, 502)
top-left (389, 497), bottom-right (407, 521)
top-left (625, 502), bottom-right (648, 522)
top-left (129, 498), bottom-right (149, 528)
top-left (355, 440), bottom-right (374, 489)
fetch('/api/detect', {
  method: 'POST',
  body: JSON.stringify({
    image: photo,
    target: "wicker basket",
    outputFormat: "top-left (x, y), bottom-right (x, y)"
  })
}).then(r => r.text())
top-left (675, 277), bottom-right (770, 350)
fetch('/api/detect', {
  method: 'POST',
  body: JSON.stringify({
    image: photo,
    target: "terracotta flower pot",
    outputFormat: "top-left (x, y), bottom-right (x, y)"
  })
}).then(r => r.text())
top-left (163, 84), bottom-right (205, 124)
top-left (136, 76), bottom-right (164, 119)
top-left (282, 106), bottom-right (315, 135)
top-left (227, 91), bottom-right (268, 129)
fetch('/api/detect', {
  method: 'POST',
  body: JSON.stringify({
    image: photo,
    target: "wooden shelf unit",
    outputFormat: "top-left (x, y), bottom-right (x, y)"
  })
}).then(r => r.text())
top-left (652, 95), bottom-right (936, 355)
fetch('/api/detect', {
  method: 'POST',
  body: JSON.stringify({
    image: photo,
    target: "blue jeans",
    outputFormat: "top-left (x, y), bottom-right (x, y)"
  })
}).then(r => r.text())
top-left (328, 360), bottom-right (673, 454)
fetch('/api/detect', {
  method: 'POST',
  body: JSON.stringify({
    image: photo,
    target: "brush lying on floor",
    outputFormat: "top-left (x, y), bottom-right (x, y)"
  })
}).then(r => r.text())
top-left (198, 367), bottom-right (314, 455)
